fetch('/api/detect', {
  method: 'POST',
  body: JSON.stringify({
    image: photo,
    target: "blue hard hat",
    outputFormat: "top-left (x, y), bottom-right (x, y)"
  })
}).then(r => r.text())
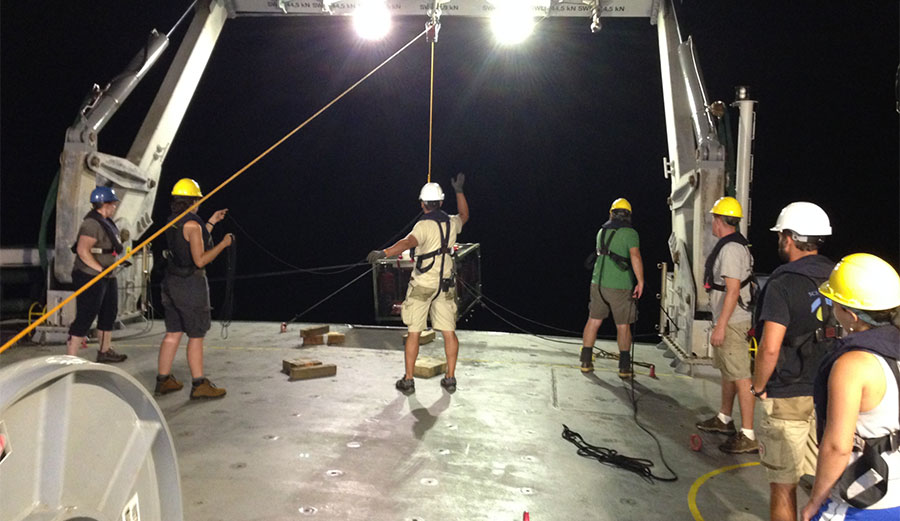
top-left (90, 186), bottom-right (119, 203)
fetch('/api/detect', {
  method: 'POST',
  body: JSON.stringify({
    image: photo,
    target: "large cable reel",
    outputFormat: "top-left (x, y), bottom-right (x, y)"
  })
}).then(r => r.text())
top-left (0, 356), bottom-right (182, 521)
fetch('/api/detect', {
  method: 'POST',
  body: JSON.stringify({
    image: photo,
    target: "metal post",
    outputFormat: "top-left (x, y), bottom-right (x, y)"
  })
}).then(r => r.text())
top-left (733, 86), bottom-right (756, 236)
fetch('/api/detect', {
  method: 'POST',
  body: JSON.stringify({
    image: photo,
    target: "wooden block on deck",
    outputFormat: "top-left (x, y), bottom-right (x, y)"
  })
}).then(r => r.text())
top-left (287, 363), bottom-right (337, 381)
top-left (300, 325), bottom-right (330, 337)
top-left (403, 329), bottom-right (436, 345)
top-left (413, 357), bottom-right (447, 378)
top-left (302, 332), bottom-right (345, 346)
top-left (282, 358), bottom-right (322, 374)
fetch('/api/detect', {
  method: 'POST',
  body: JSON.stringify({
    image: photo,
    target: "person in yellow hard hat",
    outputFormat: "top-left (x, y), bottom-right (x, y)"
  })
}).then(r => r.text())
top-left (800, 254), bottom-right (900, 520)
top-left (695, 197), bottom-right (758, 454)
top-left (154, 178), bottom-right (234, 400)
top-left (580, 197), bottom-right (644, 378)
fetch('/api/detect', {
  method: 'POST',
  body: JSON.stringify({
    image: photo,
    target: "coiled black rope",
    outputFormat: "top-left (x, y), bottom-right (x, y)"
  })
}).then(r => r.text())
top-left (561, 424), bottom-right (676, 483)
top-left (219, 236), bottom-right (237, 338)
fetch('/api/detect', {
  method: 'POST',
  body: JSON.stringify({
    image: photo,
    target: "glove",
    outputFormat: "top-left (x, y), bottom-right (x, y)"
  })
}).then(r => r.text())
top-left (451, 173), bottom-right (465, 193)
top-left (367, 250), bottom-right (387, 264)
top-left (584, 251), bottom-right (598, 270)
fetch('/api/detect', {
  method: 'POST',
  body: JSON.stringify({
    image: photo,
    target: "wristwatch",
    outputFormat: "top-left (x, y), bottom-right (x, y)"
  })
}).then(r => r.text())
top-left (750, 385), bottom-right (766, 398)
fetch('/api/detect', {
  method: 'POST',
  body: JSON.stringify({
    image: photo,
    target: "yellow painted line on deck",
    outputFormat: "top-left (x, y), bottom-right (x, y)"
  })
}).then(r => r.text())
top-left (688, 461), bottom-right (760, 521)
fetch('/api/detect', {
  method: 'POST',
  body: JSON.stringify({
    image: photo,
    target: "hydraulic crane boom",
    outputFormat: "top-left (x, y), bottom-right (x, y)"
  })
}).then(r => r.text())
top-left (44, 0), bottom-right (756, 372)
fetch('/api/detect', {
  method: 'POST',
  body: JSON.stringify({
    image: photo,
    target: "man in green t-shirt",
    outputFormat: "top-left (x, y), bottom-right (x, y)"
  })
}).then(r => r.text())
top-left (581, 198), bottom-right (644, 378)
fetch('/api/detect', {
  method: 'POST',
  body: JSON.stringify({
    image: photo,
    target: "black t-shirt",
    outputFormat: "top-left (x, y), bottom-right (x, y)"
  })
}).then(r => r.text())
top-left (758, 255), bottom-right (835, 398)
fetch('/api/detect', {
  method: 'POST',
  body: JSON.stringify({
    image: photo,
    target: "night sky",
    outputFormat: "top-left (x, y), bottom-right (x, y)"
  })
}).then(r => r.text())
top-left (2, 2), bottom-right (898, 338)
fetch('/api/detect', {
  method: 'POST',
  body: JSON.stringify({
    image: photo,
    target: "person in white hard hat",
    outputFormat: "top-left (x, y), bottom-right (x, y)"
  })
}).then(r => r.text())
top-left (367, 174), bottom-right (469, 394)
top-left (750, 202), bottom-right (838, 521)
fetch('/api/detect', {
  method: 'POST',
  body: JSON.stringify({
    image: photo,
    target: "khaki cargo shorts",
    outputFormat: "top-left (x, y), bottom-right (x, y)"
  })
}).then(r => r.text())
top-left (711, 321), bottom-right (752, 381)
top-left (401, 280), bottom-right (457, 333)
top-left (757, 396), bottom-right (818, 483)
top-left (588, 284), bottom-right (636, 325)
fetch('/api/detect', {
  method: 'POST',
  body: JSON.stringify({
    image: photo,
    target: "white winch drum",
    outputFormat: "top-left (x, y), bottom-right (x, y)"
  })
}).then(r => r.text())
top-left (0, 356), bottom-right (182, 521)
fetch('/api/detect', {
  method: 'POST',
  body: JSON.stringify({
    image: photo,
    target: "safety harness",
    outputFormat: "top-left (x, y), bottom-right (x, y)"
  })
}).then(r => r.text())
top-left (814, 326), bottom-right (900, 509)
top-left (70, 210), bottom-right (124, 256)
top-left (596, 219), bottom-right (632, 273)
top-left (163, 212), bottom-right (211, 277)
top-left (703, 231), bottom-right (756, 311)
top-left (413, 210), bottom-right (454, 295)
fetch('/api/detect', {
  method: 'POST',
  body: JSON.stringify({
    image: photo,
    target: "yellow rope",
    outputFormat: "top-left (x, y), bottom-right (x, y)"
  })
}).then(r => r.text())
top-left (0, 29), bottom-right (427, 354)
top-left (427, 40), bottom-right (435, 183)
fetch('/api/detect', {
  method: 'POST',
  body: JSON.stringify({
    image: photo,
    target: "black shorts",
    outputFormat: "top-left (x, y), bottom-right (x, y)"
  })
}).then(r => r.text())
top-left (161, 273), bottom-right (211, 338)
top-left (68, 270), bottom-right (118, 336)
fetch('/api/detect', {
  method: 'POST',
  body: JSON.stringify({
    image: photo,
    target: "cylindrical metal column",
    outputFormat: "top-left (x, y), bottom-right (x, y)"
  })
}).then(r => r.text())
top-left (733, 86), bottom-right (757, 236)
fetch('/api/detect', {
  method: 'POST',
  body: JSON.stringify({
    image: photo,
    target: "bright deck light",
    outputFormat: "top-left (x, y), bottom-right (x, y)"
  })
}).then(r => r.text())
top-left (353, 0), bottom-right (391, 41)
top-left (490, 3), bottom-right (536, 45)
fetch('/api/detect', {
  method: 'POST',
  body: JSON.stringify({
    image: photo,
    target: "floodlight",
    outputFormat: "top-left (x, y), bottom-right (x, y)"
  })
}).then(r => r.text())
top-left (490, 3), bottom-right (536, 45)
top-left (353, 0), bottom-right (391, 41)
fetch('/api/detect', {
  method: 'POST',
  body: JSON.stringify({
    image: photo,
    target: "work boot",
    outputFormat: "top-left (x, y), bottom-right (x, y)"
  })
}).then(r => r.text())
top-left (154, 375), bottom-right (184, 396)
top-left (580, 347), bottom-right (594, 373)
top-left (695, 415), bottom-right (737, 435)
top-left (440, 376), bottom-right (457, 393)
top-left (190, 378), bottom-right (226, 400)
top-left (395, 377), bottom-right (415, 394)
top-left (617, 352), bottom-right (633, 379)
top-left (96, 348), bottom-right (127, 363)
top-left (719, 432), bottom-right (759, 454)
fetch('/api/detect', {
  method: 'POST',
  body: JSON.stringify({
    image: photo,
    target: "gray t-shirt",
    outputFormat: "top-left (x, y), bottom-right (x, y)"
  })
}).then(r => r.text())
top-left (710, 241), bottom-right (752, 324)
top-left (73, 217), bottom-right (118, 278)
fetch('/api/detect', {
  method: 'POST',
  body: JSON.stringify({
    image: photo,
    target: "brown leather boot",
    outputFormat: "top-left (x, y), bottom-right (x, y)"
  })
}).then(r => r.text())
top-left (154, 375), bottom-right (184, 396)
top-left (190, 378), bottom-right (226, 400)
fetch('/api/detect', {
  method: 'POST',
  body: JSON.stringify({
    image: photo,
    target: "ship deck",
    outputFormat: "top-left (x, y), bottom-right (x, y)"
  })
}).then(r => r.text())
top-left (0, 320), bottom-right (789, 520)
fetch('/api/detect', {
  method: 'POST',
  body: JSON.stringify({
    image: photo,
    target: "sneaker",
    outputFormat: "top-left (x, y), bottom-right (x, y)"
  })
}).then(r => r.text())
top-left (154, 375), bottom-right (184, 396)
top-left (695, 415), bottom-right (737, 435)
top-left (719, 432), bottom-right (759, 454)
top-left (440, 376), bottom-right (457, 393)
top-left (96, 348), bottom-right (127, 363)
top-left (395, 377), bottom-right (415, 394)
top-left (190, 378), bottom-right (226, 400)
top-left (580, 347), bottom-right (594, 373)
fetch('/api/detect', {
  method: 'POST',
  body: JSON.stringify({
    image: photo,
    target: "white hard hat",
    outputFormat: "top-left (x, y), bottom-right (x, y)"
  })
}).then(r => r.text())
top-left (770, 202), bottom-right (832, 237)
top-left (419, 182), bottom-right (444, 202)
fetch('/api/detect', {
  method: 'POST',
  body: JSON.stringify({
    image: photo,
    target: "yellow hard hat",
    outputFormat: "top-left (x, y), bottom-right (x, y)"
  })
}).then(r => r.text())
top-left (818, 253), bottom-right (900, 311)
top-left (172, 178), bottom-right (203, 197)
top-left (610, 198), bottom-right (632, 213)
top-left (710, 196), bottom-right (743, 218)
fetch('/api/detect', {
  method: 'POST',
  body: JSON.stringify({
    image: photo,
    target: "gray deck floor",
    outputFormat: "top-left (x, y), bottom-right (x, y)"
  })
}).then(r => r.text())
top-left (1, 321), bottom-right (792, 520)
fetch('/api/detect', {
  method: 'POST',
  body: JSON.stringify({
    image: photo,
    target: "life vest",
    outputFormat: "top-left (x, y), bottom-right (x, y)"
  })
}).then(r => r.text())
top-left (414, 210), bottom-right (453, 276)
top-left (753, 255), bottom-right (839, 391)
top-left (596, 219), bottom-right (632, 273)
top-left (70, 210), bottom-right (124, 256)
top-left (814, 325), bottom-right (900, 509)
top-left (164, 212), bottom-right (211, 277)
top-left (703, 231), bottom-right (757, 311)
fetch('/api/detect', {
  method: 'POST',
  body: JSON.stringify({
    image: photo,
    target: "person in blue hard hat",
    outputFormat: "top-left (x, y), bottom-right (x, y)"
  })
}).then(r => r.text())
top-left (66, 186), bottom-right (127, 363)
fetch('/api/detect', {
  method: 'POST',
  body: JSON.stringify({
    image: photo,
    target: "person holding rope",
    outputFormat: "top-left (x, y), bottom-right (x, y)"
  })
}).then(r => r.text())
top-left (154, 178), bottom-right (233, 400)
top-left (367, 174), bottom-right (469, 394)
top-left (66, 186), bottom-right (127, 363)
top-left (695, 197), bottom-right (758, 454)
top-left (580, 198), bottom-right (644, 378)
top-left (801, 254), bottom-right (900, 520)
